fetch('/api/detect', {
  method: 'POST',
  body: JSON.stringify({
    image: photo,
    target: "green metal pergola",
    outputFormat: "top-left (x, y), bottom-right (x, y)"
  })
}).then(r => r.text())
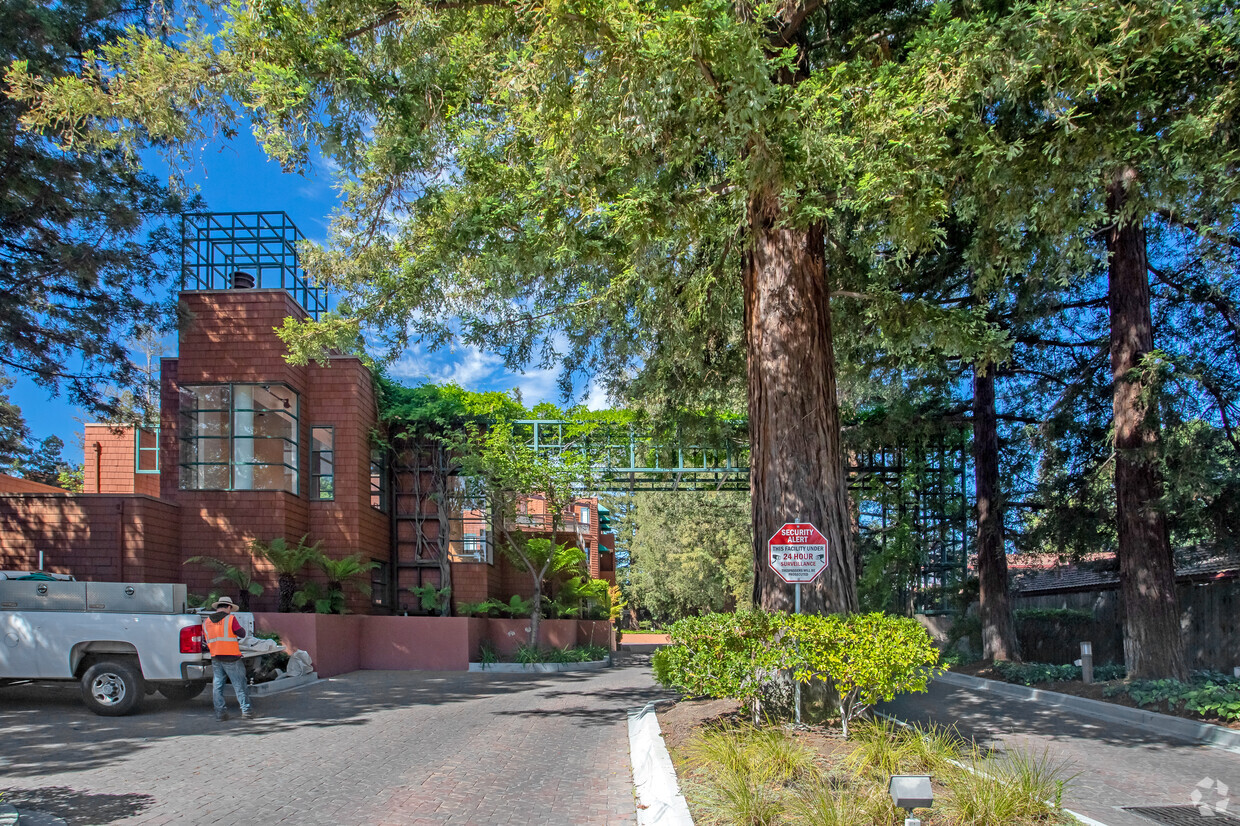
top-left (513, 419), bottom-right (751, 492)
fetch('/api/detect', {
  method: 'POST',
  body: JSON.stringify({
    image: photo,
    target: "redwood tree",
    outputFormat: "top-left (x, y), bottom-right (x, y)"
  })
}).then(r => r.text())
top-left (972, 362), bottom-right (1018, 661)
top-left (1107, 170), bottom-right (1188, 680)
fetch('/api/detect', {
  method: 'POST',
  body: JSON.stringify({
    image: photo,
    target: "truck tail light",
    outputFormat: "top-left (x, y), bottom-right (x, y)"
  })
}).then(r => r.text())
top-left (180, 624), bottom-right (204, 654)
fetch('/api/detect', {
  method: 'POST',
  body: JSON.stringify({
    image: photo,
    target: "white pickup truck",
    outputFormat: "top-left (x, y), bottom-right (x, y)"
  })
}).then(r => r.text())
top-left (0, 575), bottom-right (214, 716)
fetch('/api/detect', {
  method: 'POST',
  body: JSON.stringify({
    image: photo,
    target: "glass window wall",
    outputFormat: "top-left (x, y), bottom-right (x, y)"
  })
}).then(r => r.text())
top-left (179, 383), bottom-right (299, 493)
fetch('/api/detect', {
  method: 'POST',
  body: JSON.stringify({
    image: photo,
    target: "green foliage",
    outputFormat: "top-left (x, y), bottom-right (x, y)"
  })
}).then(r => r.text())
top-left (183, 556), bottom-right (263, 610)
top-left (625, 491), bottom-right (752, 624)
top-left (993, 661), bottom-right (1127, 686)
top-left (408, 583), bottom-right (451, 615)
top-left (1013, 608), bottom-right (1094, 625)
top-left (376, 379), bottom-right (529, 435)
top-left (845, 719), bottom-right (962, 780)
top-left (500, 594), bottom-right (534, 618)
top-left (293, 581), bottom-right (344, 615)
top-left (942, 747), bottom-right (1073, 824)
top-left (514, 643), bottom-right (542, 665)
top-left (787, 613), bottom-right (941, 738)
top-left (252, 535), bottom-right (324, 613)
top-left (0, 0), bottom-right (194, 418)
top-left (654, 611), bottom-right (938, 734)
top-left (653, 612), bottom-right (788, 725)
top-left (1104, 674), bottom-right (1240, 722)
top-left (477, 641), bottom-right (498, 668)
top-left (56, 463), bottom-right (84, 492)
top-left (682, 725), bottom-right (816, 826)
top-left (456, 600), bottom-right (494, 618)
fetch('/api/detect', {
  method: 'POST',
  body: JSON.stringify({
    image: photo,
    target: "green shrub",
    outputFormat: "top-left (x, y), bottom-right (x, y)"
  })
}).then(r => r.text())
top-left (786, 612), bottom-right (940, 737)
top-left (1106, 675), bottom-right (1240, 722)
top-left (992, 661), bottom-right (1127, 685)
top-left (654, 611), bottom-right (938, 734)
top-left (1012, 608), bottom-right (1093, 624)
top-left (653, 612), bottom-right (788, 724)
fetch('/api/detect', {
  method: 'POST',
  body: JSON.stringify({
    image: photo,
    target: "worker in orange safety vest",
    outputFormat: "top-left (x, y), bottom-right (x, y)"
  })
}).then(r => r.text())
top-left (203, 596), bottom-right (253, 721)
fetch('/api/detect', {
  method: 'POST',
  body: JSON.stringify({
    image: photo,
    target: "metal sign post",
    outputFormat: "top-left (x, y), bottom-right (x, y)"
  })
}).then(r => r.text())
top-left (794, 582), bottom-right (801, 724)
top-left (768, 522), bottom-right (829, 727)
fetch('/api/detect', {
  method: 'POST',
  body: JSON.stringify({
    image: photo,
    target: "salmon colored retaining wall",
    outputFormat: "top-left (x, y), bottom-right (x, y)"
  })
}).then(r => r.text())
top-left (253, 614), bottom-right (614, 677)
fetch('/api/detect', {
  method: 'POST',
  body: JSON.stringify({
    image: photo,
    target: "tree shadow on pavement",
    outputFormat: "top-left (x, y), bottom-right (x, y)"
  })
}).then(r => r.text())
top-left (0, 664), bottom-right (664, 777)
top-left (0, 787), bottom-right (153, 825)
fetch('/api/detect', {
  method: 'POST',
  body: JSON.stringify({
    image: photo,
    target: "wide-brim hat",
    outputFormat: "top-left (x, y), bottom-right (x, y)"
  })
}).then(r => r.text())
top-left (211, 596), bottom-right (239, 610)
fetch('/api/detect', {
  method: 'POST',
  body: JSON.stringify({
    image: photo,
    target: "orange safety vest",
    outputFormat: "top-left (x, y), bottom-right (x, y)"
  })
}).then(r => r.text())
top-left (203, 615), bottom-right (241, 657)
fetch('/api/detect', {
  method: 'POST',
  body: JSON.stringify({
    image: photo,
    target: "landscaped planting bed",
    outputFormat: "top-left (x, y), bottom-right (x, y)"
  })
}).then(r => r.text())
top-left (657, 699), bottom-right (1075, 826)
top-left (954, 661), bottom-right (1240, 730)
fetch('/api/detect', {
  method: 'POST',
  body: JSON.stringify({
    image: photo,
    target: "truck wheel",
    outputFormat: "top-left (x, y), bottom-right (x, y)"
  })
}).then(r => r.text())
top-left (158, 681), bottom-right (207, 702)
top-left (81, 659), bottom-right (145, 716)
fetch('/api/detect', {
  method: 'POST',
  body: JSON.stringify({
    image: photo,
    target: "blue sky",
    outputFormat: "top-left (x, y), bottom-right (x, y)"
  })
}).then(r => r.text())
top-left (10, 133), bottom-right (604, 463)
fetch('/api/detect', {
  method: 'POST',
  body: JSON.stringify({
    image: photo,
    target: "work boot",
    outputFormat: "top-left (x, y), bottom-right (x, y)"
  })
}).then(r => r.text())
top-left (242, 710), bottom-right (254, 720)
top-left (215, 711), bottom-right (230, 722)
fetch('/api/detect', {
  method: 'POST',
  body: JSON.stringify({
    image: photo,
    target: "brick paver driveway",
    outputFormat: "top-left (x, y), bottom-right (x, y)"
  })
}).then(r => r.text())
top-left (0, 657), bottom-right (670, 826)
top-left (882, 679), bottom-right (1240, 826)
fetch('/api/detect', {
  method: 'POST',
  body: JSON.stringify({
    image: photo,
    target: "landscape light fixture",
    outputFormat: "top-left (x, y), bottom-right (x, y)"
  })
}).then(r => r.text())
top-left (889, 774), bottom-right (933, 826)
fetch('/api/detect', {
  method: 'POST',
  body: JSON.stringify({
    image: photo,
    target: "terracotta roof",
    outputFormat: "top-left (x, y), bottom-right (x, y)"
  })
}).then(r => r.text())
top-left (0, 473), bottom-right (68, 494)
top-left (1010, 547), bottom-right (1240, 595)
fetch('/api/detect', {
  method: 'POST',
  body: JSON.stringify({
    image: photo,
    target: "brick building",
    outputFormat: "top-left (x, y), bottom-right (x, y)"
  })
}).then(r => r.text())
top-left (0, 212), bottom-right (615, 615)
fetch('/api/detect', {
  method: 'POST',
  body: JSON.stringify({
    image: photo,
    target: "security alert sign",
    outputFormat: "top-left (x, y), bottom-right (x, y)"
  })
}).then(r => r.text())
top-left (768, 522), bottom-right (829, 584)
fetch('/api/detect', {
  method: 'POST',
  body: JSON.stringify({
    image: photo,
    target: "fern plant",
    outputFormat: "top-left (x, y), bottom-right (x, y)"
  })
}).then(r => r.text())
top-left (184, 556), bottom-right (262, 609)
top-left (408, 583), bottom-right (451, 615)
top-left (252, 535), bottom-right (323, 612)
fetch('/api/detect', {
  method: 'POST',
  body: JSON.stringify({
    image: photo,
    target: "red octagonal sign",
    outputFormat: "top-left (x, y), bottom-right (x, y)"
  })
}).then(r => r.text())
top-left (768, 523), bottom-right (829, 584)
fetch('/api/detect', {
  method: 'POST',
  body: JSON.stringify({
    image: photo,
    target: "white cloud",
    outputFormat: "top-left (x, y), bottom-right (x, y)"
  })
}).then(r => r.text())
top-left (385, 340), bottom-right (562, 406)
top-left (583, 380), bottom-right (610, 411)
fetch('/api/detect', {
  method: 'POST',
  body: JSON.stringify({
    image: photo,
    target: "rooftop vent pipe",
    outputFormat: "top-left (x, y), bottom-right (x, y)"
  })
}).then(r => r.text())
top-left (231, 270), bottom-right (255, 289)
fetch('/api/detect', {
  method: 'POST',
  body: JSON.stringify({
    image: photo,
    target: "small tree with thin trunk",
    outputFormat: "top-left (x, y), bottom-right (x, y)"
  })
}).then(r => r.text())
top-left (252, 535), bottom-right (322, 613)
top-left (462, 420), bottom-right (591, 647)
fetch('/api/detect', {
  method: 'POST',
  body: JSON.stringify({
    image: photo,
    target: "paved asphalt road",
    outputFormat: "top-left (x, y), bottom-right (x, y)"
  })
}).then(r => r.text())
top-left (882, 679), bottom-right (1240, 826)
top-left (0, 658), bottom-right (670, 826)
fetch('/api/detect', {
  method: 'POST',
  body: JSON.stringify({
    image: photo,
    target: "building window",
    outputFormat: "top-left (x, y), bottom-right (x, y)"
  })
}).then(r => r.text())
top-left (135, 427), bottom-right (160, 473)
top-left (584, 540), bottom-right (591, 567)
top-left (371, 559), bottom-right (391, 609)
top-left (370, 448), bottom-right (388, 512)
top-left (178, 383), bottom-right (299, 493)
top-left (447, 475), bottom-right (493, 564)
top-left (579, 505), bottom-right (590, 525)
top-left (311, 427), bottom-right (334, 500)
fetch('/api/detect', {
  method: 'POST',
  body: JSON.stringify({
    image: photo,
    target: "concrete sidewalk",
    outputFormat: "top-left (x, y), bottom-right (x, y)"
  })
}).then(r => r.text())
top-left (0, 656), bottom-right (672, 826)
top-left (881, 678), bottom-right (1240, 826)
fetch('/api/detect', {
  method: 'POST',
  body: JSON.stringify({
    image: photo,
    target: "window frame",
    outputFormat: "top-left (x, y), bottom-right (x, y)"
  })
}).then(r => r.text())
top-left (369, 448), bottom-right (389, 512)
top-left (310, 426), bottom-right (334, 501)
top-left (178, 382), bottom-right (301, 494)
top-left (134, 426), bottom-right (160, 474)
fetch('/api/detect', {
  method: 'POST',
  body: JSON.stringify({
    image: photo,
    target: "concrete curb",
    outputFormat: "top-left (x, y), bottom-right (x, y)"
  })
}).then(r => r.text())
top-left (468, 658), bottom-right (610, 673)
top-left (249, 672), bottom-right (319, 697)
top-left (628, 703), bottom-right (694, 826)
top-left (936, 671), bottom-right (1240, 755)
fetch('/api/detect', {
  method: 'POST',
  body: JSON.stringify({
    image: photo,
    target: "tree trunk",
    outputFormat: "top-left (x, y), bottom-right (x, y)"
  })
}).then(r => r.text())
top-left (279, 573), bottom-right (295, 613)
top-left (746, 192), bottom-right (857, 614)
top-left (973, 362), bottom-right (1019, 661)
top-left (1107, 168), bottom-right (1187, 680)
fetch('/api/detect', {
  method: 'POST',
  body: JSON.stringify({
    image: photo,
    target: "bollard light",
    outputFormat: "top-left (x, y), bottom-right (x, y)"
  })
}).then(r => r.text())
top-left (889, 775), bottom-right (933, 826)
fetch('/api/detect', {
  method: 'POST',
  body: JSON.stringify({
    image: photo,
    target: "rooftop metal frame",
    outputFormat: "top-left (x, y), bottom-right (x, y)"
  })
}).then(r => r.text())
top-left (180, 211), bottom-right (328, 320)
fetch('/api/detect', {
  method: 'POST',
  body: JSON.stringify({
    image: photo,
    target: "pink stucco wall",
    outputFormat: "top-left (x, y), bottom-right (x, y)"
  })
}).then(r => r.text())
top-left (253, 613), bottom-right (613, 675)
top-left (360, 616), bottom-right (473, 671)
top-left (577, 621), bottom-right (615, 650)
